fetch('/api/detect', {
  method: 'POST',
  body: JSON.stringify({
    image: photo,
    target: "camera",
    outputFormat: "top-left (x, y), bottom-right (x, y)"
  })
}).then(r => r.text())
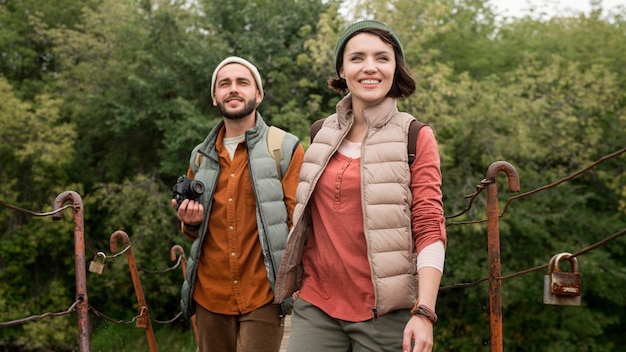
top-left (172, 176), bottom-right (205, 210)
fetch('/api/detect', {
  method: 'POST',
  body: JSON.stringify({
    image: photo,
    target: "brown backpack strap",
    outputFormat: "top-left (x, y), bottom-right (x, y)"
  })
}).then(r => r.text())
top-left (310, 117), bottom-right (425, 165)
top-left (408, 119), bottom-right (425, 165)
top-left (309, 118), bottom-right (326, 143)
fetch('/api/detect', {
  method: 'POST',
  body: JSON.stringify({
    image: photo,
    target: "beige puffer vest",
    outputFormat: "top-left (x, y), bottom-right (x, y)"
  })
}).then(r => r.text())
top-left (275, 95), bottom-right (418, 315)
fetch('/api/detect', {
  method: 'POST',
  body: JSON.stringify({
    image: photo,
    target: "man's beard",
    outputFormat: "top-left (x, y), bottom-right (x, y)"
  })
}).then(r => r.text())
top-left (216, 98), bottom-right (256, 120)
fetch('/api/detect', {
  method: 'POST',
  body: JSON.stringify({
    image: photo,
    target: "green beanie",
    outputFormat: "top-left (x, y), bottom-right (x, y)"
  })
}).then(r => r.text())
top-left (334, 20), bottom-right (404, 75)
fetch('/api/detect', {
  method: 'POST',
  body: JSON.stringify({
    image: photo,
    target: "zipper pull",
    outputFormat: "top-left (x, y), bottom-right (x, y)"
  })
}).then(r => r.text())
top-left (280, 314), bottom-right (285, 327)
top-left (372, 307), bottom-right (378, 320)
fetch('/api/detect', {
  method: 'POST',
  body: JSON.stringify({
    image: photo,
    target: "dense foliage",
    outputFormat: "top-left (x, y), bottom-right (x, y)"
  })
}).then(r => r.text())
top-left (1, 0), bottom-right (625, 350)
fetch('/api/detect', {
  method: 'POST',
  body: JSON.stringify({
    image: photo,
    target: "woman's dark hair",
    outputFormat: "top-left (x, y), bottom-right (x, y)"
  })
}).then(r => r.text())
top-left (328, 28), bottom-right (416, 98)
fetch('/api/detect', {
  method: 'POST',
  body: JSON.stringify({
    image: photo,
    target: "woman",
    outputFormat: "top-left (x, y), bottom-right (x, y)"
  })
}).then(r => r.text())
top-left (275, 20), bottom-right (447, 352)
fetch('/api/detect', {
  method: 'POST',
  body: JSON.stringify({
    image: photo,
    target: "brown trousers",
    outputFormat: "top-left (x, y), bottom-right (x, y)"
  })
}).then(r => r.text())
top-left (196, 302), bottom-right (284, 352)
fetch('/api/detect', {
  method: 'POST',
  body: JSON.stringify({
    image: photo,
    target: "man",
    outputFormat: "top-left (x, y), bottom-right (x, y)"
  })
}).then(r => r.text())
top-left (172, 56), bottom-right (304, 352)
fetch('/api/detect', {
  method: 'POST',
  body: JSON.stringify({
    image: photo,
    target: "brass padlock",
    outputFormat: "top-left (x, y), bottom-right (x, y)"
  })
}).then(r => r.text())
top-left (543, 253), bottom-right (581, 306)
top-left (88, 252), bottom-right (107, 275)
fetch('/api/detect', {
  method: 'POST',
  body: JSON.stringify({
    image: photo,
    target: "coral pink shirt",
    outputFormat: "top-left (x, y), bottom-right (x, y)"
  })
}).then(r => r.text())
top-left (300, 152), bottom-right (375, 321)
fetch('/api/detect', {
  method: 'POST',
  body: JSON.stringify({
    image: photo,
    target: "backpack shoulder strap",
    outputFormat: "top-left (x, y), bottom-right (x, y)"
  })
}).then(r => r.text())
top-left (193, 151), bottom-right (204, 170)
top-left (190, 143), bottom-right (207, 175)
top-left (309, 117), bottom-right (425, 165)
top-left (408, 119), bottom-right (425, 165)
top-left (192, 128), bottom-right (288, 177)
top-left (267, 126), bottom-right (287, 178)
top-left (309, 118), bottom-right (326, 143)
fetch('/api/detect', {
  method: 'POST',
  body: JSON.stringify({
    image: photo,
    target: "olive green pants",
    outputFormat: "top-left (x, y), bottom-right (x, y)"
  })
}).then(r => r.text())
top-left (195, 302), bottom-right (284, 352)
top-left (286, 298), bottom-right (411, 352)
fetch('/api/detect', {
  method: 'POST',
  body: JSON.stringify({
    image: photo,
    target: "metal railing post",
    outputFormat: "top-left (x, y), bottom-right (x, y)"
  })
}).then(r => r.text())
top-left (53, 191), bottom-right (90, 352)
top-left (484, 161), bottom-right (520, 352)
top-left (110, 230), bottom-right (158, 351)
top-left (170, 245), bottom-right (198, 346)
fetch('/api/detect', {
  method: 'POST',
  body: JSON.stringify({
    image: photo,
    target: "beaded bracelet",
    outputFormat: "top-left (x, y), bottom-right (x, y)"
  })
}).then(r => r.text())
top-left (410, 300), bottom-right (438, 325)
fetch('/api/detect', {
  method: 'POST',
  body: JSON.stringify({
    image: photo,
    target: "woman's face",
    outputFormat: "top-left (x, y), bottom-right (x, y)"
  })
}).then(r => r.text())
top-left (340, 32), bottom-right (396, 108)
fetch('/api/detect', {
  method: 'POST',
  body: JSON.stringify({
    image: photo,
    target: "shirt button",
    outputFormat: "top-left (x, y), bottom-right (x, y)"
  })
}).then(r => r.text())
top-left (228, 198), bottom-right (233, 202)
top-left (234, 280), bottom-right (238, 284)
top-left (229, 226), bottom-right (234, 230)
top-left (230, 173), bottom-right (235, 177)
top-left (231, 252), bottom-right (236, 257)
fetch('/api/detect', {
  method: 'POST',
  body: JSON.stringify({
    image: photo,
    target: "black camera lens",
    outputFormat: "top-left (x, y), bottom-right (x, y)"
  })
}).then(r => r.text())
top-left (188, 180), bottom-right (205, 198)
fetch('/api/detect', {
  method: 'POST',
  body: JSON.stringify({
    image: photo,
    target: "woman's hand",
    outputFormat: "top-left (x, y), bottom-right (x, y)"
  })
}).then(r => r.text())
top-left (402, 315), bottom-right (434, 352)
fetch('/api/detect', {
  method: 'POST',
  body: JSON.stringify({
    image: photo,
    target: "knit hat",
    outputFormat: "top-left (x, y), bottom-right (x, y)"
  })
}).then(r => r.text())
top-left (334, 20), bottom-right (404, 75)
top-left (211, 56), bottom-right (264, 100)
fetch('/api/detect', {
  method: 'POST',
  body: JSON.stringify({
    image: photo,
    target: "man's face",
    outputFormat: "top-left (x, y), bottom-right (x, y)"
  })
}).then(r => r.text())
top-left (212, 63), bottom-right (262, 120)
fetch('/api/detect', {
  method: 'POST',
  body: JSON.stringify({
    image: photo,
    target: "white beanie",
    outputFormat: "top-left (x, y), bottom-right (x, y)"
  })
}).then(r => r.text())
top-left (210, 56), bottom-right (264, 101)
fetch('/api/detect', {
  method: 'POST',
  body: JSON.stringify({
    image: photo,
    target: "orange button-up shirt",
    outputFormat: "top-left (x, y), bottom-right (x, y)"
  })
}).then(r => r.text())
top-left (192, 128), bottom-right (302, 315)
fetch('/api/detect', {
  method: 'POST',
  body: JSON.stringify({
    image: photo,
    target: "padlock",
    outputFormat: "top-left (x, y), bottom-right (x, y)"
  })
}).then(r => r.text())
top-left (136, 307), bottom-right (148, 328)
top-left (135, 315), bottom-right (148, 328)
top-left (88, 252), bottom-right (107, 275)
top-left (543, 252), bottom-right (581, 306)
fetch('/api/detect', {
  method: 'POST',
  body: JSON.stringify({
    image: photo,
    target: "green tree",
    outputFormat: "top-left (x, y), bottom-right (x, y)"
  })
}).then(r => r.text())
top-left (0, 0), bottom-right (99, 99)
top-left (193, 0), bottom-right (338, 140)
top-left (0, 75), bottom-right (79, 348)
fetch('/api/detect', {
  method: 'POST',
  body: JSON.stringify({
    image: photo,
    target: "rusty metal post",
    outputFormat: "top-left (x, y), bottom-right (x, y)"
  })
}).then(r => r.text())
top-left (485, 161), bottom-right (520, 352)
top-left (170, 245), bottom-right (198, 345)
top-left (110, 230), bottom-right (158, 352)
top-left (52, 191), bottom-right (90, 352)
top-left (170, 245), bottom-right (187, 276)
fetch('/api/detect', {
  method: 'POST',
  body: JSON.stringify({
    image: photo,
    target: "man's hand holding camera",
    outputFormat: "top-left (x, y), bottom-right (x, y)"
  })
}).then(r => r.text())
top-left (171, 176), bottom-right (205, 232)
